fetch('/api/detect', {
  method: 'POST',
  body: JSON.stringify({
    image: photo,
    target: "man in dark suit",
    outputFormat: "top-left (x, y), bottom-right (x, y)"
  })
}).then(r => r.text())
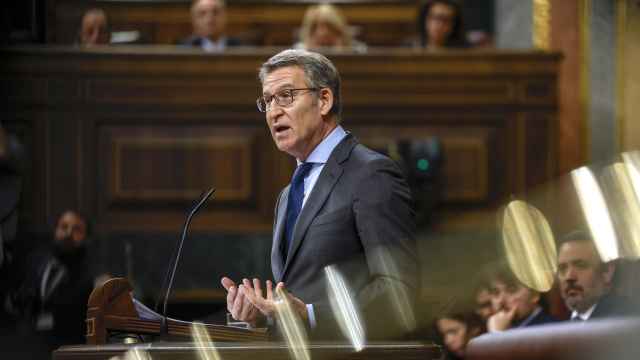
top-left (557, 230), bottom-right (637, 321)
top-left (220, 49), bottom-right (418, 341)
top-left (485, 262), bottom-right (558, 332)
top-left (179, 0), bottom-right (241, 52)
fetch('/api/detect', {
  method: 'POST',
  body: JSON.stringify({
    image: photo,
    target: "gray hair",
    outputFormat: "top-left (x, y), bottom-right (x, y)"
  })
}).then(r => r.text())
top-left (258, 49), bottom-right (342, 119)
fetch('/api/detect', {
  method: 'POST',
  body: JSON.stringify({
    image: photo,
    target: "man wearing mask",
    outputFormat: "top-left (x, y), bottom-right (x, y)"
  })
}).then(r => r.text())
top-left (13, 210), bottom-right (95, 356)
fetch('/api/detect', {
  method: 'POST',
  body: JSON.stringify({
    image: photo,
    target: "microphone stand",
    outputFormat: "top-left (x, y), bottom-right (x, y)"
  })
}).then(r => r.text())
top-left (156, 188), bottom-right (215, 339)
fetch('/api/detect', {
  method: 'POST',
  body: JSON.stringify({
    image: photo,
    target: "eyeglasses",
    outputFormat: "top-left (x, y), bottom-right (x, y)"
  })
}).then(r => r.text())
top-left (428, 14), bottom-right (454, 24)
top-left (257, 88), bottom-right (318, 113)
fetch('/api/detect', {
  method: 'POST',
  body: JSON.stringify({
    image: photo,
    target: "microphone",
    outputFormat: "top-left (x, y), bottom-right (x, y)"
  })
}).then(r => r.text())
top-left (156, 188), bottom-right (215, 337)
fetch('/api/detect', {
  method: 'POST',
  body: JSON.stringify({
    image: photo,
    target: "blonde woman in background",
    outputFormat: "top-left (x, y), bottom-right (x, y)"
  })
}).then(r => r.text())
top-left (295, 4), bottom-right (367, 53)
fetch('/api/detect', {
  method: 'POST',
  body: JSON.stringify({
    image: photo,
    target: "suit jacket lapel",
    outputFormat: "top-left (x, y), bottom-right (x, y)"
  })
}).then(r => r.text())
top-left (271, 186), bottom-right (289, 282)
top-left (281, 135), bottom-right (357, 279)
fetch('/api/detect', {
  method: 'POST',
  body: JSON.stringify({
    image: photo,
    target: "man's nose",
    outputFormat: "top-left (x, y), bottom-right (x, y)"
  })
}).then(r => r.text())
top-left (564, 266), bottom-right (578, 280)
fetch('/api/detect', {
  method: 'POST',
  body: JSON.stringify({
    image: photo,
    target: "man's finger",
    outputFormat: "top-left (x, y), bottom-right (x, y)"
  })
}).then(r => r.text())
top-left (266, 280), bottom-right (274, 301)
top-left (226, 285), bottom-right (237, 313)
top-left (221, 277), bottom-right (236, 291)
top-left (253, 278), bottom-right (263, 298)
top-left (231, 285), bottom-right (246, 319)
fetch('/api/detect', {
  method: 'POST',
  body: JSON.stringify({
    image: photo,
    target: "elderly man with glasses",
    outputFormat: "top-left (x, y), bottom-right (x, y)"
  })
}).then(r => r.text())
top-left (220, 49), bottom-right (418, 341)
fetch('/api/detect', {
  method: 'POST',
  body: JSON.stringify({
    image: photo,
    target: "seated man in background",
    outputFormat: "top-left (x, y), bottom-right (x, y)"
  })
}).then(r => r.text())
top-left (486, 262), bottom-right (557, 332)
top-left (473, 283), bottom-right (495, 322)
top-left (180, 0), bottom-right (241, 52)
top-left (10, 210), bottom-right (99, 356)
top-left (78, 8), bottom-right (110, 46)
top-left (557, 230), bottom-right (638, 321)
top-left (294, 4), bottom-right (366, 53)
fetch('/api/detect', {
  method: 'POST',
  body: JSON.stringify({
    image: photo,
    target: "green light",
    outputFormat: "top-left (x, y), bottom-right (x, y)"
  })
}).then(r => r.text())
top-left (416, 158), bottom-right (430, 172)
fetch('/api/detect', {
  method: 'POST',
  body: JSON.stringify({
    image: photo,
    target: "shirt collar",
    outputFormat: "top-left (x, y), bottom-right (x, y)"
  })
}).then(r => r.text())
top-left (571, 303), bottom-right (598, 321)
top-left (201, 37), bottom-right (227, 52)
top-left (296, 125), bottom-right (347, 166)
top-left (517, 306), bottom-right (542, 328)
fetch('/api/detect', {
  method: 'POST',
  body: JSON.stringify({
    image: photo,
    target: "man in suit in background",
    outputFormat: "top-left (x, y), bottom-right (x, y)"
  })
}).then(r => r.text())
top-left (180, 0), bottom-right (241, 52)
top-left (220, 49), bottom-right (418, 340)
top-left (485, 262), bottom-right (557, 332)
top-left (557, 230), bottom-right (637, 321)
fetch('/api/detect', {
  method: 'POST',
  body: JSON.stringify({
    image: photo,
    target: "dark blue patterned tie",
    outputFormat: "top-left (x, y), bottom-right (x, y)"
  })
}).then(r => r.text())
top-left (283, 162), bottom-right (313, 260)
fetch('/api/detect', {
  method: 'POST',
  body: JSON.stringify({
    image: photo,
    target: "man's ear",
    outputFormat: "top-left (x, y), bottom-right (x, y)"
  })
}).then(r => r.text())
top-left (318, 88), bottom-right (334, 116)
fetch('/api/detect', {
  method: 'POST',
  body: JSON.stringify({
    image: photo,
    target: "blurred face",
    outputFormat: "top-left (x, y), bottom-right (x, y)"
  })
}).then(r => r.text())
top-left (489, 279), bottom-right (540, 321)
top-left (557, 240), bottom-right (614, 313)
top-left (80, 12), bottom-right (109, 45)
top-left (426, 2), bottom-right (456, 47)
top-left (475, 288), bottom-right (495, 320)
top-left (437, 318), bottom-right (467, 357)
top-left (54, 211), bottom-right (87, 250)
top-left (309, 22), bottom-right (344, 48)
top-left (191, 0), bottom-right (226, 40)
top-left (261, 66), bottom-right (336, 160)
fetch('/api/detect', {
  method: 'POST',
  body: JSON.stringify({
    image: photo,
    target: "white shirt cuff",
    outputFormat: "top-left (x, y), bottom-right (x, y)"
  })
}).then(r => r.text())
top-left (306, 303), bottom-right (317, 328)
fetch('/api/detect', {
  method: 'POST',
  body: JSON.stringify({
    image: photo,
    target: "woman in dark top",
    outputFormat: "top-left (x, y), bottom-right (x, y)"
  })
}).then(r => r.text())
top-left (417, 0), bottom-right (468, 49)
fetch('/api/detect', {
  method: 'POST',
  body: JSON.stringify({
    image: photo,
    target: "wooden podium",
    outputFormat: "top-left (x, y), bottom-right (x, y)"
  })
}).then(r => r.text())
top-left (62, 278), bottom-right (441, 359)
top-left (85, 278), bottom-right (268, 344)
top-left (54, 342), bottom-right (442, 360)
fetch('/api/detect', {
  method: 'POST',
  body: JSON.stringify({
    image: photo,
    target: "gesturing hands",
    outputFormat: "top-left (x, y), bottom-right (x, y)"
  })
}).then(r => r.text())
top-left (220, 277), bottom-right (308, 327)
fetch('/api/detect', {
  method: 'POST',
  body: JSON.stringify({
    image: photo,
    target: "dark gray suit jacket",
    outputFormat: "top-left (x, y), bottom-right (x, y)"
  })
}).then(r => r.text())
top-left (271, 134), bottom-right (418, 340)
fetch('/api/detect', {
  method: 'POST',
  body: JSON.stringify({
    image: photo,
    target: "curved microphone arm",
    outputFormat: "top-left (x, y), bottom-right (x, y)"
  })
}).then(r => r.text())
top-left (157, 188), bottom-right (215, 335)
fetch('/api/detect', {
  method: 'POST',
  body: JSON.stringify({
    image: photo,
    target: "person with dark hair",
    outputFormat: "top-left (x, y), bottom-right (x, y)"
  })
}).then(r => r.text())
top-left (219, 49), bottom-right (417, 341)
top-left (10, 210), bottom-right (97, 357)
top-left (78, 8), bottom-right (110, 46)
top-left (557, 230), bottom-right (637, 321)
top-left (416, 0), bottom-right (468, 49)
top-left (180, 0), bottom-right (241, 52)
top-left (434, 310), bottom-right (485, 360)
top-left (485, 262), bottom-right (557, 332)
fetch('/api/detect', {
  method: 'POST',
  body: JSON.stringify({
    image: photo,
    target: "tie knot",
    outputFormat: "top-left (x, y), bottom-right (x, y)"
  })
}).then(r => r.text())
top-left (292, 162), bottom-right (313, 183)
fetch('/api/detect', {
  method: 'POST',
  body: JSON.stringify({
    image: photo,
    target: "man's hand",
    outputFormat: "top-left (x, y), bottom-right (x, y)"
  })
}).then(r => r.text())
top-left (487, 307), bottom-right (517, 332)
top-left (220, 276), bottom-right (261, 327)
top-left (242, 278), bottom-right (308, 323)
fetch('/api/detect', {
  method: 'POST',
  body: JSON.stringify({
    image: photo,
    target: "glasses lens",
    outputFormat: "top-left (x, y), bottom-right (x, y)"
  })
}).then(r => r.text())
top-left (257, 97), bottom-right (266, 112)
top-left (277, 91), bottom-right (294, 107)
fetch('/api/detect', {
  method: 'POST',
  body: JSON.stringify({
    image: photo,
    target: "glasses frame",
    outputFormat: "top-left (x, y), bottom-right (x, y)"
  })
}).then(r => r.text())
top-left (257, 88), bottom-right (318, 113)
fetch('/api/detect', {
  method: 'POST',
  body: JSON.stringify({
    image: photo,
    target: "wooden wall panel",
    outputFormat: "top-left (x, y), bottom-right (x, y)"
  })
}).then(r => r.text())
top-left (356, 127), bottom-right (493, 203)
top-left (109, 135), bottom-right (253, 202)
top-left (2, 47), bottom-right (559, 234)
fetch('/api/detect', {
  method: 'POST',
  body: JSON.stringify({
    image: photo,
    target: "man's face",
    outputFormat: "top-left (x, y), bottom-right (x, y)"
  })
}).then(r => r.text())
top-left (262, 66), bottom-right (334, 160)
top-left (191, 0), bottom-right (226, 40)
top-left (489, 279), bottom-right (539, 321)
top-left (557, 240), bottom-right (614, 313)
top-left (426, 2), bottom-right (455, 46)
top-left (80, 13), bottom-right (109, 45)
top-left (54, 211), bottom-right (87, 250)
top-left (437, 318), bottom-right (468, 357)
top-left (475, 288), bottom-right (495, 320)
